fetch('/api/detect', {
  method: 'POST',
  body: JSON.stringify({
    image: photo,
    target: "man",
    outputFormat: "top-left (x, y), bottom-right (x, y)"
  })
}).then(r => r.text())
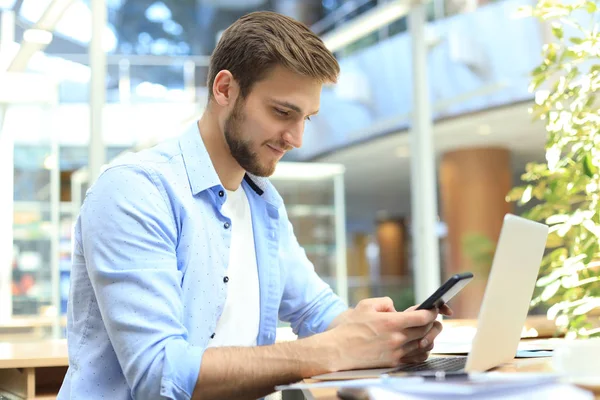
top-left (58, 11), bottom-right (450, 400)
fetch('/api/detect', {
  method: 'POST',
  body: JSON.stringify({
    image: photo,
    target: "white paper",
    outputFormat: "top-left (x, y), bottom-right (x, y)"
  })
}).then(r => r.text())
top-left (274, 378), bottom-right (386, 391)
top-left (311, 367), bottom-right (397, 380)
top-left (277, 373), bottom-right (593, 400)
top-left (373, 382), bottom-right (593, 399)
top-left (379, 372), bottom-right (559, 396)
top-left (432, 338), bottom-right (559, 355)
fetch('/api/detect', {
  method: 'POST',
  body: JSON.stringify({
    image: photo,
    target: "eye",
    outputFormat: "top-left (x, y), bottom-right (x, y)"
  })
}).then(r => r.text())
top-left (274, 108), bottom-right (289, 117)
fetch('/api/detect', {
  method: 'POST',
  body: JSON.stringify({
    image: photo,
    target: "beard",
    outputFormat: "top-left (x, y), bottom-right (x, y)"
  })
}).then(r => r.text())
top-left (224, 98), bottom-right (280, 177)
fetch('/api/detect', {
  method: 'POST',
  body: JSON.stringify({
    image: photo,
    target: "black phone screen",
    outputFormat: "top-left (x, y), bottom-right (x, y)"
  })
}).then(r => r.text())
top-left (416, 272), bottom-right (474, 310)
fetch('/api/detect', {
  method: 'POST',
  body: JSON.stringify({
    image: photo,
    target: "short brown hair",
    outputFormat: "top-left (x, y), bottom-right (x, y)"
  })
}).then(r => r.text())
top-left (207, 11), bottom-right (340, 100)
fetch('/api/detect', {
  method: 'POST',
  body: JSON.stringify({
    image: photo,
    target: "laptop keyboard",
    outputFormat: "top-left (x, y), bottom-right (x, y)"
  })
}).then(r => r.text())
top-left (392, 356), bottom-right (467, 372)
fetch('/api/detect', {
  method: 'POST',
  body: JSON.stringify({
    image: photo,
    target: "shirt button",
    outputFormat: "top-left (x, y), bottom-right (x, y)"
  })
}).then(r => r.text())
top-left (218, 190), bottom-right (224, 197)
top-left (224, 222), bottom-right (230, 229)
top-left (210, 333), bottom-right (215, 339)
top-left (223, 276), bottom-right (229, 283)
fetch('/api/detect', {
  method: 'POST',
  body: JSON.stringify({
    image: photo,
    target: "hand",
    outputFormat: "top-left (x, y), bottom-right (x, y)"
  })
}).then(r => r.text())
top-left (315, 301), bottom-right (440, 372)
top-left (396, 303), bottom-right (452, 363)
top-left (354, 296), bottom-right (397, 313)
top-left (404, 303), bottom-right (454, 317)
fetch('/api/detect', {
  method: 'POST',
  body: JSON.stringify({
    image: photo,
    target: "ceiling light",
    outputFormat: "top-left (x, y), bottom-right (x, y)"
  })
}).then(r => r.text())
top-left (43, 154), bottom-right (56, 170)
top-left (0, 0), bottom-right (17, 9)
top-left (23, 29), bottom-right (53, 45)
top-left (478, 124), bottom-right (492, 136)
top-left (322, 0), bottom-right (411, 52)
top-left (395, 146), bottom-right (410, 158)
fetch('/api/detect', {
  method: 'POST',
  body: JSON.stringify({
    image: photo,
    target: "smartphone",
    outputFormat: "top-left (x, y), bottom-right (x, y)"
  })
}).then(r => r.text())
top-left (416, 272), bottom-right (474, 310)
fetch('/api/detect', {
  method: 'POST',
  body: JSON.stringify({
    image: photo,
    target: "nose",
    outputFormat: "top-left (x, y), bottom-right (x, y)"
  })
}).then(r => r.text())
top-left (282, 120), bottom-right (304, 149)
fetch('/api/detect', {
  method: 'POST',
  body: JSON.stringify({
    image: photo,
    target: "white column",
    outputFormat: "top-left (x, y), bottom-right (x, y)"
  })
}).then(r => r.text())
top-left (89, 0), bottom-right (107, 183)
top-left (0, 108), bottom-right (13, 323)
top-left (1, 9), bottom-right (15, 55)
top-left (334, 173), bottom-right (348, 305)
top-left (118, 59), bottom-right (131, 104)
top-left (408, 3), bottom-right (441, 302)
top-left (50, 126), bottom-right (61, 338)
top-left (183, 60), bottom-right (196, 102)
top-left (0, 10), bottom-right (16, 323)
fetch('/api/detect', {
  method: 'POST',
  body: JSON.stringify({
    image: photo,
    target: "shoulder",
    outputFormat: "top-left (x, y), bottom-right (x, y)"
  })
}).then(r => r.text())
top-left (107, 137), bottom-right (184, 179)
top-left (85, 138), bottom-right (185, 210)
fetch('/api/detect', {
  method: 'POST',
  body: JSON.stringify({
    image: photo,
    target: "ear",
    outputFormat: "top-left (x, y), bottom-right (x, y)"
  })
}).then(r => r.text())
top-left (213, 70), bottom-right (239, 107)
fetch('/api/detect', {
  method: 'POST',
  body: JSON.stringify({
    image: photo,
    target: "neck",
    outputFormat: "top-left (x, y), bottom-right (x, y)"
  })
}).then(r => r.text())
top-left (198, 109), bottom-right (245, 191)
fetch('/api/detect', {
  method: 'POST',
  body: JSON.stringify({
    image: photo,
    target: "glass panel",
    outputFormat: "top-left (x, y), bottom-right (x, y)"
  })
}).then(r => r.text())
top-left (13, 145), bottom-right (53, 317)
top-left (0, 0), bottom-right (17, 10)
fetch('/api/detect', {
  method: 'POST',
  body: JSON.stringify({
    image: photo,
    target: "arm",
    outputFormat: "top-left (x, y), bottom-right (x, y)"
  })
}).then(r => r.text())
top-left (194, 307), bottom-right (443, 400)
top-left (84, 167), bottom-right (445, 399)
top-left (194, 337), bottom-right (333, 400)
top-left (81, 165), bottom-right (203, 399)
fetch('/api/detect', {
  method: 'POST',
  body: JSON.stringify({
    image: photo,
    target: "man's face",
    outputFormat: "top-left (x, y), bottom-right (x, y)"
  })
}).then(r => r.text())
top-left (224, 66), bottom-right (322, 177)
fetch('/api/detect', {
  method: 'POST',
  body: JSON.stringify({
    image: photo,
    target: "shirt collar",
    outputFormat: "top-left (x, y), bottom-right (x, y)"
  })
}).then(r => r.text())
top-left (179, 122), bottom-right (221, 195)
top-left (179, 122), bottom-right (283, 208)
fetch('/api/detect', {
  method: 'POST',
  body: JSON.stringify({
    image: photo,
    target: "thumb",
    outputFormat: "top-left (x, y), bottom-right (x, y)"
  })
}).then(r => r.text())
top-left (371, 297), bottom-right (396, 312)
top-left (357, 297), bottom-right (397, 312)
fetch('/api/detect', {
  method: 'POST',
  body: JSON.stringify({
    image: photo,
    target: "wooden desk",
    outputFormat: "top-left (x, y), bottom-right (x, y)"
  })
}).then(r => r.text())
top-left (0, 340), bottom-right (68, 399)
top-left (302, 357), bottom-right (600, 400)
top-left (0, 317), bottom-right (67, 343)
top-left (442, 315), bottom-right (561, 339)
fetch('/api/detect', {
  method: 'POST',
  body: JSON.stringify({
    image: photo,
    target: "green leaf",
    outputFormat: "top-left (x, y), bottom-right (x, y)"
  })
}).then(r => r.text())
top-left (541, 280), bottom-right (562, 302)
top-left (522, 185), bottom-right (533, 203)
top-left (546, 232), bottom-right (565, 248)
top-left (546, 45), bottom-right (558, 63)
top-left (518, 0), bottom-right (599, 337)
top-left (586, 1), bottom-right (597, 13)
top-left (546, 214), bottom-right (570, 224)
top-left (573, 298), bottom-right (600, 315)
top-left (537, 270), bottom-right (561, 287)
top-left (551, 23), bottom-right (563, 40)
top-left (570, 37), bottom-right (584, 44)
top-left (506, 186), bottom-right (525, 202)
top-left (585, 94), bottom-right (596, 108)
top-left (561, 49), bottom-right (579, 62)
top-left (582, 153), bottom-right (597, 177)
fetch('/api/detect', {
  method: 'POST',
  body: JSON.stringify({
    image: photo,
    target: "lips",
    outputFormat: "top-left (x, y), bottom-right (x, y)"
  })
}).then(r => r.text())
top-left (267, 144), bottom-right (286, 155)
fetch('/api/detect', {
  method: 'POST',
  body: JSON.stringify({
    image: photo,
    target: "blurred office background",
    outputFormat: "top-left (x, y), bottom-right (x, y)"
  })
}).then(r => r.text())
top-left (0, 0), bottom-right (550, 341)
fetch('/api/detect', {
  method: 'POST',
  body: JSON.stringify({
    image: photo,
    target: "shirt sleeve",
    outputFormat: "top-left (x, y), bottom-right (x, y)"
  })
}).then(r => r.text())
top-left (80, 164), bottom-right (203, 400)
top-left (277, 207), bottom-right (348, 337)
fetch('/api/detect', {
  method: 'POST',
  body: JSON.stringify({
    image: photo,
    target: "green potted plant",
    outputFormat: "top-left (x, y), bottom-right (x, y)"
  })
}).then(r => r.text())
top-left (507, 0), bottom-right (600, 338)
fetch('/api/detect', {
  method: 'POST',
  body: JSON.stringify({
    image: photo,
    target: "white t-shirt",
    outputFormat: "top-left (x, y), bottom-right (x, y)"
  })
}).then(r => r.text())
top-left (207, 187), bottom-right (260, 347)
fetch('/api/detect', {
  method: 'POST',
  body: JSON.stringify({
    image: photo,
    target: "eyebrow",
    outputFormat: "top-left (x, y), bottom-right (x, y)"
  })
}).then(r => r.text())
top-left (270, 99), bottom-right (319, 116)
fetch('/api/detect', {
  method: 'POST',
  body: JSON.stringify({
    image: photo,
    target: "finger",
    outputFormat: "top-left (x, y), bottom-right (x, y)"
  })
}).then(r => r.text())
top-left (404, 305), bottom-right (418, 312)
top-left (439, 304), bottom-right (453, 316)
top-left (402, 340), bottom-right (435, 359)
top-left (373, 297), bottom-right (396, 312)
top-left (398, 309), bottom-right (438, 328)
top-left (419, 320), bottom-right (443, 349)
top-left (358, 297), bottom-right (397, 312)
top-left (394, 339), bottom-right (421, 362)
top-left (400, 351), bottom-right (431, 364)
top-left (401, 322), bottom-right (433, 343)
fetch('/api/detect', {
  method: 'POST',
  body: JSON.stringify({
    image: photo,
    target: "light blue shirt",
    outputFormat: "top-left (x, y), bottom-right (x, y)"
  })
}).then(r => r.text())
top-left (58, 124), bottom-right (347, 400)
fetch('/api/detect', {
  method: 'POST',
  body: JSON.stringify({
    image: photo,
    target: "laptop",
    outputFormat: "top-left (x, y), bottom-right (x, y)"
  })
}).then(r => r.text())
top-left (314, 213), bottom-right (549, 379)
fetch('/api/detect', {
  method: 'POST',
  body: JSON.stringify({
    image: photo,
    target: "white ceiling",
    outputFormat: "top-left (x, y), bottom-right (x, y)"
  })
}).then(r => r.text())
top-left (314, 102), bottom-right (548, 231)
